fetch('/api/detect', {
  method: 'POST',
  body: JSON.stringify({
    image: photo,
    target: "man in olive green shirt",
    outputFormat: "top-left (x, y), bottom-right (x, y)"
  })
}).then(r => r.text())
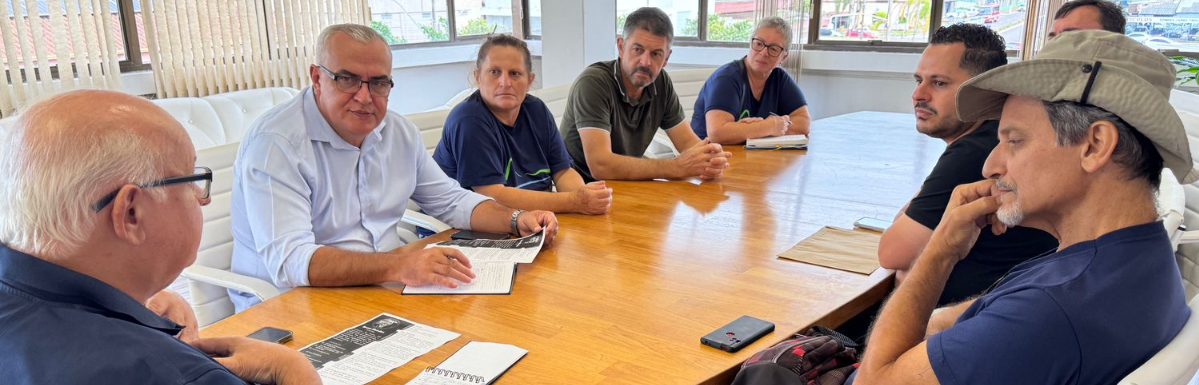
top-left (560, 7), bottom-right (731, 182)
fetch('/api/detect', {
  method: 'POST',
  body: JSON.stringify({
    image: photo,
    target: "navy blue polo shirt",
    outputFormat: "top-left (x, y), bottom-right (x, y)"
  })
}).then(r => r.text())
top-left (0, 245), bottom-right (243, 385)
top-left (691, 57), bottom-right (807, 140)
top-left (846, 222), bottom-right (1190, 385)
top-left (433, 91), bottom-right (572, 191)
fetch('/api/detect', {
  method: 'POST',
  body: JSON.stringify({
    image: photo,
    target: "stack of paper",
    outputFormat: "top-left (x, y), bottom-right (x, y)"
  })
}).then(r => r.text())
top-left (299, 313), bottom-right (460, 385)
top-left (746, 134), bottom-right (808, 150)
top-left (402, 232), bottom-right (544, 296)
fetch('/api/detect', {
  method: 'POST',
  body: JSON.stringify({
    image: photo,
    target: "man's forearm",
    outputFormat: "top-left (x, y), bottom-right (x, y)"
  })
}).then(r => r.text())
top-left (469, 200), bottom-right (518, 234)
top-left (475, 185), bottom-right (579, 213)
top-left (709, 121), bottom-right (780, 144)
top-left (925, 298), bottom-right (977, 339)
top-left (589, 152), bottom-right (684, 180)
top-left (307, 247), bottom-right (399, 287)
top-left (860, 245), bottom-right (956, 378)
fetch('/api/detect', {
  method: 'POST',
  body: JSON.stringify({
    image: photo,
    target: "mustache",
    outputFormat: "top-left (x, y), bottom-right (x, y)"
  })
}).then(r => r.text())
top-left (633, 66), bottom-right (653, 76)
top-left (915, 102), bottom-right (937, 114)
top-left (996, 179), bottom-right (1017, 192)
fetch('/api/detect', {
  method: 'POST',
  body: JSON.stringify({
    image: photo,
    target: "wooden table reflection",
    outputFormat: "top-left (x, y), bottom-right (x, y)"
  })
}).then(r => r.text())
top-left (202, 111), bottom-right (945, 385)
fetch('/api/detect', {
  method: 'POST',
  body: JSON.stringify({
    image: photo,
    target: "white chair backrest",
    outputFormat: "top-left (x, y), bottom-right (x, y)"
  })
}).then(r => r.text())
top-left (201, 87), bottom-right (301, 144)
top-left (191, 141), bottom-right (241, 326)
top-left (405, 109), bottom-right (452, 153)
top-left (154, 98), bottom-right (226, 150)
top-left (1171, 89), bottom-right (1199, 302)
top-left (1118, 295), bottom-right (1199, 385)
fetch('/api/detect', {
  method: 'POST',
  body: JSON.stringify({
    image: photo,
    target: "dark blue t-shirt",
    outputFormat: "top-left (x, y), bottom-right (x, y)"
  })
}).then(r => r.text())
top-left (434, 91), bottom-right (572, 191)
top-left (925, 221), bottom-right (1189, 385)
top-left (691, 57), bottom-right (808, 139)
top-left (0, 245), bottom-right (244, 385)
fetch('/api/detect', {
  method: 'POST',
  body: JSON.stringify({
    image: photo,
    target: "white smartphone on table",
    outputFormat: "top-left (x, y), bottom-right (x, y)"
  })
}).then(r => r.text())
top-left (853, 217), bottom-right (892, 232)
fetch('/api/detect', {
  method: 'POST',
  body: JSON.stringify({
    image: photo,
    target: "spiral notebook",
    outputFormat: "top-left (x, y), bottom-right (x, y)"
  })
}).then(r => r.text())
top-left (405, 341), bottom-right (528, 385)
top-left (746, 134), bottom-right (808, 150)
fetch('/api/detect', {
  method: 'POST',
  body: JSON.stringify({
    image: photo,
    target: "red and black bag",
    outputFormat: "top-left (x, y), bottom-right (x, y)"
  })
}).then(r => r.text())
top-left (731, 326), bottom-right (860, 385)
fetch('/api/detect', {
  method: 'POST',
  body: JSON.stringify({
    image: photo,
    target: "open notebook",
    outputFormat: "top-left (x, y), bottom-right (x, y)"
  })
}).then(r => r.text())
top-left (406, 341), bottom-right (528, 385)
top-left (746, 134), bottom-right (809, 150)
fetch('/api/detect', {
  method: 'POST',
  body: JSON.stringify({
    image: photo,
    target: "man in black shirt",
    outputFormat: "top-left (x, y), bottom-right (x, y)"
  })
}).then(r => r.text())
top-left (878, 24), bottom-right (1059, 306)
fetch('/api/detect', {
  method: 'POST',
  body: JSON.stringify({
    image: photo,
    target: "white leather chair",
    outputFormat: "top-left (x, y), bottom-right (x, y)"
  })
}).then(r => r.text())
top-left (185, 142), bottom-right (280, 327)
top-left (1117, 296), bottom-right (1199, 385)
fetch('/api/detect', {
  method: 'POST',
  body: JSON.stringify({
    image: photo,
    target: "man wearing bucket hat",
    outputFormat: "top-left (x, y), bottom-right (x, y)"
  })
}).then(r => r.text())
top-left (849, 30), bottom-right (1191, 385)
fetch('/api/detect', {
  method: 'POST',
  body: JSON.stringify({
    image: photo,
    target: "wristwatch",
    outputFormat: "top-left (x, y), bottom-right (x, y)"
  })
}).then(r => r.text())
top-left (510, 209), bottom-right (523, 235)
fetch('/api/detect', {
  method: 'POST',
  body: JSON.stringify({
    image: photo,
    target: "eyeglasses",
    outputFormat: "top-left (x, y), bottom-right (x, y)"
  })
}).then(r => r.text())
top-left (316, 65), bottom-right (394, 97)
top-left (92, 167), bottom-right (213, 212)
top-left (751, 38), bottom-right (785, 57)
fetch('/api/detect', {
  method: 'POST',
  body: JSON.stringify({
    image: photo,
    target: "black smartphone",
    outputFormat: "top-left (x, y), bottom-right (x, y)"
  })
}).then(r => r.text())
top-left (247, 327), bottom-right (293, 344)
top-left (451, 230), bottom-right (510, 240)
top-left (701, 316), bottom-right (775, 353)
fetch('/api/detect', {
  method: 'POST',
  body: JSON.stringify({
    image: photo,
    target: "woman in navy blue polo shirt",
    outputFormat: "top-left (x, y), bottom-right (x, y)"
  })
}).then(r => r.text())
top-left (433, 35), bottom-right (612, 215)
top-left (692, 17), bottom-right (812, 144)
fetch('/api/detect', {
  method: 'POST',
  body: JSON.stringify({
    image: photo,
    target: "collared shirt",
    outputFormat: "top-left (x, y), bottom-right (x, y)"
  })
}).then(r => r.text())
top-left (0, 245), bottom-right (243, 385)
top-left (230, 88), bottom-right (492, 311)
top-left (559, 59), bottom-right (686, 182)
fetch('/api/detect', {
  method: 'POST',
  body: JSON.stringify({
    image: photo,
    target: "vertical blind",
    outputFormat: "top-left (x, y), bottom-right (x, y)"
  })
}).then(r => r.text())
top-left (139, 0), bottom-right (369, 99)
top-left (0, 0), bottom-right (124, 117)
top-left (755, 0), bottom-right (806, 80)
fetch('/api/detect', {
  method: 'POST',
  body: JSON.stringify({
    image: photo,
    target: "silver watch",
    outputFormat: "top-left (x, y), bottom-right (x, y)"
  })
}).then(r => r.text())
top-left (510, 209), bottom-right (523, 235)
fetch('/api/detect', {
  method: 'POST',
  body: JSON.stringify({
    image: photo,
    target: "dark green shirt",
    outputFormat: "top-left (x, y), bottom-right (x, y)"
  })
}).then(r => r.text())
top-left (560, 60), bottom-right (686, 182)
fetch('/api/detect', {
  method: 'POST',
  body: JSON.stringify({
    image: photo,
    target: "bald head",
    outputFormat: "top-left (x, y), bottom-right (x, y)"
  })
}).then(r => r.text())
top-left (0, 90), bottom-right (193, 259)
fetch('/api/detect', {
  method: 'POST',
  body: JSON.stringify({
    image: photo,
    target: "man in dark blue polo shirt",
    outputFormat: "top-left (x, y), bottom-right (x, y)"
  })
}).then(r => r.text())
top-left (0, 91), bottom-right (319, 385)
top-left (849, 30), bottom-right (1191, 385)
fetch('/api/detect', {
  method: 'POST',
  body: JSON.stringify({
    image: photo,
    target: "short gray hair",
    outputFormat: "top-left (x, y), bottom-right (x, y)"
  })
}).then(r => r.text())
top-left (753, 16), bottom-right (793, 47)
top-left (0, 91), bottom-right (168, 259)
top-left (315, 23), bottom-right (385, 65)
top-left (1042, 101), bottom-right (1163, 189)
top-left (622, 7), bottom-right (674, 44)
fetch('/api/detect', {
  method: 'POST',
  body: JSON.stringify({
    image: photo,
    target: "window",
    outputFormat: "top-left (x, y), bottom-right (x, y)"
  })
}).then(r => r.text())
top-left (706, 0), bottom-right (757, 42)
top-left (529, 0), bottom-right (541, 36)
top-left (1121, 0), bottom-right (1198, 53)
top-left (455, 0), bottom-right (511, 36)
top-left (369, 0), bottom-right (536, 46)
top-left (816, 0), bottom-right (931, 43)
top-left (941, 0), bottom-right (1030, 55)
top-left (0, 0), bottom-right (149, 73)
top-left (617, 0), bottom-right (701, 38)
top-left (370, 0), bottom-right (449, 45)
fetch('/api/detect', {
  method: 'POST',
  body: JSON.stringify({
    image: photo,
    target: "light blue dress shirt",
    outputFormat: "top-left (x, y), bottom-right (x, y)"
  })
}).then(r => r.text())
top-left (229, 88), bottom-right (492, 311)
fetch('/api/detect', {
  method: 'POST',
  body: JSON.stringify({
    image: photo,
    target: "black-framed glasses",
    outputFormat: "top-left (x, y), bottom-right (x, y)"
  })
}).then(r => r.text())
top-left (751, 38), bottom-right (785, 57)
top-left (92, 167), bottom-right (213, 212)
top-left (316, 65), bottom-right (394, 97)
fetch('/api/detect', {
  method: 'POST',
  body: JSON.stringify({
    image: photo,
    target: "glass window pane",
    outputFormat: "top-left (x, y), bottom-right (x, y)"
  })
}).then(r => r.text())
top-left (529, 0), bottom-right (541, 36)
top-left (818, 0), bottom-right (932, 43)
top-left (940, 0), bottom-right (1029, 55)
top-left (1124, 0), bottom-right (1198, 53)
top-left (706, 1), bottom-right (812, 43)
top-left (454, 0), bottom-right (513, 37)
top-left (616, 0), bottom-right (700, 38)
top-left (369, 0), bottom-right (450, 44)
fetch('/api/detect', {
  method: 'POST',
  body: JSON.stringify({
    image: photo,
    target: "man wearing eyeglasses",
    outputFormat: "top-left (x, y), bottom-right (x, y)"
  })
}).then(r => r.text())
top-left (690, 16), bottom-right (812, 145)
top-left (229, 24), bottom-right (559, 312)
top-left (0, 91), bottom-right (320, 384)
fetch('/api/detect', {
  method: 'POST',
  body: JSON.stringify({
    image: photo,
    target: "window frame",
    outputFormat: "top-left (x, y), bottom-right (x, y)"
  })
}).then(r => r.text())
top-left (372, 0), bottom-right (537, 48)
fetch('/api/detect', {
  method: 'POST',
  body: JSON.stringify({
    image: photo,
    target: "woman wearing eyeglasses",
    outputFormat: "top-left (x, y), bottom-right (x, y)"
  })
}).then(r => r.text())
top-left (432, 34), bottom-right (612, 215)
top-left (691, 16), bottom-right (812, 145)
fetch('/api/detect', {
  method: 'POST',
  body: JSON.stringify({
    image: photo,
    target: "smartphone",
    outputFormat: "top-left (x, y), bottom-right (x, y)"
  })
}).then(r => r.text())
top-left (701, 316), bottom-right (775, 353)
top-left (451, 230), bottom-right (511, 240)
top-left (247, 327), bottom-right (293, 344)
top-left (854, 217), bottom-right (893, 232)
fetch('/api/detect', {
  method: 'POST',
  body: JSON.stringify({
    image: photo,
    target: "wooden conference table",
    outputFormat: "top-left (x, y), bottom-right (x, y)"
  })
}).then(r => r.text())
top-left (204, 111), bottom-right (946, 384)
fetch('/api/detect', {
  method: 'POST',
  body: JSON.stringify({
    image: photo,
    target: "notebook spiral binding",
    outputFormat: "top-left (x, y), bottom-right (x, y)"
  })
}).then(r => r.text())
top-left (424, 367), bottom-right (485, 383)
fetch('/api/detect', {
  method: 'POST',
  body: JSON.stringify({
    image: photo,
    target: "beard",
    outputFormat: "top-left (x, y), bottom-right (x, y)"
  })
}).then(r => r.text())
top-left (915, 102), bottom-right (973, 140)
top-left (627, 66), bottom-right (655, 88)
top-left (995, 179), bottom-right (1024, 227)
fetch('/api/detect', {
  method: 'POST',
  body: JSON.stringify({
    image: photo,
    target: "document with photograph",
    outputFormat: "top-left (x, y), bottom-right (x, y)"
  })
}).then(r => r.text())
top-left (428, 231), bottom-right (544, 264)
top-left (299, 313), bottom-right (460, 385)
top-left (402, 262), bottom-right (517, 295)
